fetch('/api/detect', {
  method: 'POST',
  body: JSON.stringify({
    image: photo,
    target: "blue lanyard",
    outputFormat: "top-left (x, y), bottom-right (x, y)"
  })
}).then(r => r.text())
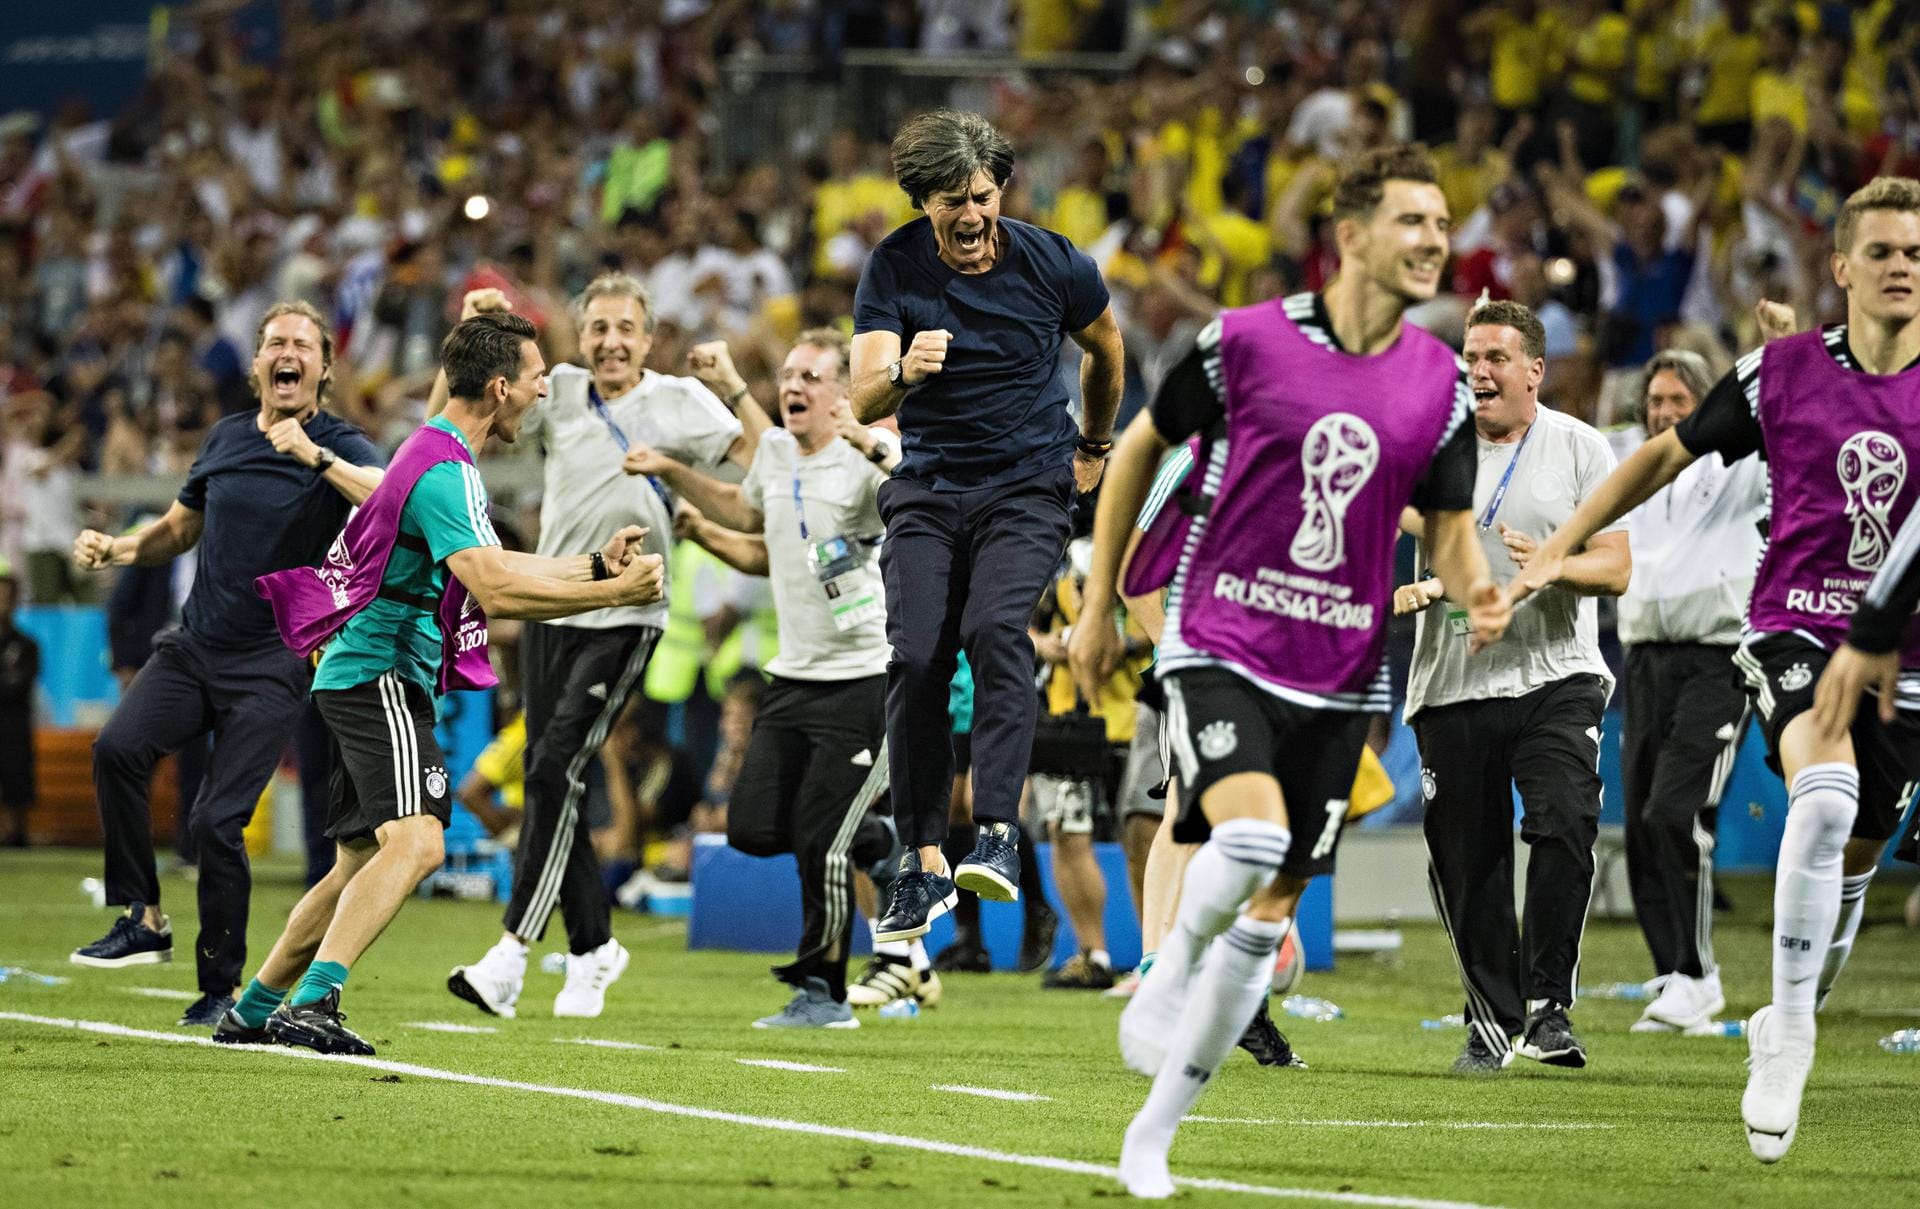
top-left (1477, 422), bottom-right (1533, 533)
top-left (589, 382), bottom-right (672, 510)
top-left (792, 471), bottom-right (809, 543)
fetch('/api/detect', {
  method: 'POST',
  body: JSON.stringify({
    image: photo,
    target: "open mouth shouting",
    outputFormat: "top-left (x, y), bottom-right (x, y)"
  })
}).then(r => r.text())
top-left (271, 361), bottom-right (304, 398)
top-left (953, 222), bottom-right (989, 257)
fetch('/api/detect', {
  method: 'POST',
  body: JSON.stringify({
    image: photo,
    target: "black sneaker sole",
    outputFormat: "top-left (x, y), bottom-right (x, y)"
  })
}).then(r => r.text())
top-left (211, 1026), bottom-right (273, 1045)
top-left (1515, 1041), bottom-right (1586, 1068)
top-left (446, 969), bottom-right (508, 1017)
top-left (267, 1017), bottom-right (375, 1056)
top-left (954, 863), bottom-right (1018, 903)
top-left (873, 886), bottom-right (957, 943)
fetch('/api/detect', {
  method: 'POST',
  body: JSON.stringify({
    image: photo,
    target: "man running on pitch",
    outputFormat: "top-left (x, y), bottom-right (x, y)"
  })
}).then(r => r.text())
top-left (1518, 176), bottom-right (1920, 1163)
top-left (220, 314), bottom-right (663, 1055)
top-left (1071, 144), bottom-right (1509, 1198)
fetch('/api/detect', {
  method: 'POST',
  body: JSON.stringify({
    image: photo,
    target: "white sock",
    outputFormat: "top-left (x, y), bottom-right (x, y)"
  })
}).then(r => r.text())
top-left (1132, 915), bottom-right (1286, 1142)
top-left (1818, 869), bottom-right (1875, 1007)
top-left (908, 939), bottom-right (931, 973)
top-left (870, 919), bottom-right (911, 962)
top-left (1089, 948), bottom-right (1112, 971)
top-left (1156, 818), bottom-right (1291, 985)
top-left (1772, 764), bottom-right (1857, 1032)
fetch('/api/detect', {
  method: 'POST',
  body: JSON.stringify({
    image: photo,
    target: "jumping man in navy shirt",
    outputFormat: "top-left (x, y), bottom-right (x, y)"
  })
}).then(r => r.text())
top-left (849, 108), bottom-right (1125, 940)
top-left (70, 301), bottom-right (384, 1028)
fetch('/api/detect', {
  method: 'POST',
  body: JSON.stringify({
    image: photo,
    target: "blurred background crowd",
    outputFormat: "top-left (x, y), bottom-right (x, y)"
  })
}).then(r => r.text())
top-left (2, 0), bottom-right (1917, 890)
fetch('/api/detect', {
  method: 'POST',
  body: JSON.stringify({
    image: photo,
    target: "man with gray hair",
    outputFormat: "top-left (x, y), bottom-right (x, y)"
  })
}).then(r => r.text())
top-left (1616, 348), bottom-right (1766, 1036)
top-left (444, 276), bottom-right (760, 1021)
top-left (849, 108), bottom-right (1125, 940)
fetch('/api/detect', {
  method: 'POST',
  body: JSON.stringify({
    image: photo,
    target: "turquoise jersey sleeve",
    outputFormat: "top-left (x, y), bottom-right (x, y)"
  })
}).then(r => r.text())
top-left (1136, 443), bottom-right (1195, 531)
top-left (409, 460), bottom-right (500, 563)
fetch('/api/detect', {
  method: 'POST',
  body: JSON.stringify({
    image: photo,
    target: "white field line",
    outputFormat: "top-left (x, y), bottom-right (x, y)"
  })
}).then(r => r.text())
top-left (558, 1037), bottom-right (661, 1051)
top-left (0, 1012), bottom-right (1514, 1209)
top-left (401, 1021), bottom-right (498, 1034)
top-left (127, 987), bottom-right (198, 1001)
top-left (1187, 1116), bottom-right (1616, 1131)
top-left (735, 1058), bottom-right (843, 1073)
top-left (931, 1084), bottom-right (1052, 1102)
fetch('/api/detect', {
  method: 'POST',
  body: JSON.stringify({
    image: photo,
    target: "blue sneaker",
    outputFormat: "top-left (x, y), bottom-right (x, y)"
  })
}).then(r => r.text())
top-left (955, 822), bottom-right (1020, 903)
top-left (874, 852), bottom-right (956, 943)
top-left (179, 992), bottom-right (234, 1028)
top-left (752, 977), bottom-right (858, 1030)
top-left (70, 903), bottom-right (172, 968)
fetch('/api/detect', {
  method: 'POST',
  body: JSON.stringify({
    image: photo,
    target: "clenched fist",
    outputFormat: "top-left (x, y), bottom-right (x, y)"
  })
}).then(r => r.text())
top-left (461, 288), bottom-right (512, 321)
top-left (267, 417), bottom-right (322, 467)
top-left (615, 551), bottom-right (667, 605)
top-left (74, 529), bottom-right (120, 570)
top-left (688, 341), bottom-right (746, 401)
top-left (900, 329), bottom-right (951, 386)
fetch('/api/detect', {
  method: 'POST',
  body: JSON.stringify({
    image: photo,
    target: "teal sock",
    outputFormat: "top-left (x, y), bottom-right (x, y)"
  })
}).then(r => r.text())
top-left (289, 960), bottom-right (350, 1007)
top-left (233, 978), bottom-right (288, 1028)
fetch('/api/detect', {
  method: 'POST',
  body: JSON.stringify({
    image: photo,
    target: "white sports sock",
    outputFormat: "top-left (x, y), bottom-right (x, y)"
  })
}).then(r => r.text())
top-left (1772, 763), bottom-right (1857, 1030)
top-left (870, 920), bottom-right (911, 962)
top-left (1818, 869), bottom-right (1875, 1007)
top-left (1132, 915), bottom-right (1285, 1140)
top-left (908, 939), bottom-right (931, 973)
top-left (1156, 818), bottom-right (1291, 983)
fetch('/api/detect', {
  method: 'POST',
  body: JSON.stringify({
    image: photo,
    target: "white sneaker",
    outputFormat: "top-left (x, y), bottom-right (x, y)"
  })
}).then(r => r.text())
top-left (447, 937), bottom-right (526, 1019)
top-left (1635, 970), bottom-right (1725, 1033)
top-left (553, 938), bottom-right (630, 1018)
top-left (1742, 1005), bottom-right (1814, 1163)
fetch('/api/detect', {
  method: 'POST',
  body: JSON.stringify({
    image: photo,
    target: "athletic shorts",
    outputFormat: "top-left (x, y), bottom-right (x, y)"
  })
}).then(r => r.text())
top-left (1117, 701), bottom-right (1169, 819)
top-left (1161, 666), bottom-right (1369, 878)
top-left (1735, 633), bottom-right (1920, 841)
top-left (315, 672), bottom-right (453, 844)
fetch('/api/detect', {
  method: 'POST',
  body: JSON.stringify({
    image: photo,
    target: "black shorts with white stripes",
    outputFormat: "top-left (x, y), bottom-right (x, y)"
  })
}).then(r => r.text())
top-left (315, 672), bottom-right (453, 843)
top-left (1161, 666), bottom-right (1369, 878)
top-left (1735, 633), bottom-right (1920, 841)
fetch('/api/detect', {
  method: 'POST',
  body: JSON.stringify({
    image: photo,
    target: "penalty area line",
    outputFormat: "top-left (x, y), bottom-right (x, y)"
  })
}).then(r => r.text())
top-left (0, 1011), bottom-right (1512, 1209)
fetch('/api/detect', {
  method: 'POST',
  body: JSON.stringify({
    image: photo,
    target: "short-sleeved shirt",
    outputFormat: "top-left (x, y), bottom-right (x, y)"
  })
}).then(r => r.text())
top-left (1677, 325), bottom-right (1920, 661)
top-left (313, 419), bottom-right (500, 698)
top-left (853, 215), bottom-right (1109, 491)
top-left (1405, 407), bottom-right (1624, 717)
top-left (526, 364), bottom-right (741, 632)
top-left (177, 409), bottom-right (382, 650)
top-left (741, 428), bottom-right (894, 681)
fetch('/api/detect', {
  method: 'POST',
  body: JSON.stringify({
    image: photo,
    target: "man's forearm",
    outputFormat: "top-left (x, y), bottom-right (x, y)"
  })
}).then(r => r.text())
top-left (427, 369), bottom-right (450, 419)
top-left (1078, 346), bottom-right (1123, 442)
top-left (475, 572), bottom-right (634, 621)
top-left (499, 549), bottom-right (596, 582)
top-left (660, 464), bottom-right (761, 533)
top-left (1082, 413), bottom-right (1169, 617)
top-left (851, 371), bottom-right (906, 424)
top-left (685, 519), bottom-right (770, 576)
top-left (1544, 430), bottom-right (1695, 557)
top-left (321, 459), bottom-right (384, 506)
top-left (124, 517), bottom-right (195, 567)
top-left (1425, 511), bottom-right (1494, 605)
top-left (1551, 547), bottom-right (1632, 597)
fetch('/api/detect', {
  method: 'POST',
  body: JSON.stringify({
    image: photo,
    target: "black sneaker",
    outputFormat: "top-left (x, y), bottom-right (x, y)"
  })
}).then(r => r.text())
top-left (179, 992), bottom-right (234, 1028)
top-left (211, 1006), bottom-right (272, 1045)
top-left (266, 989), bottom-right (375, 1056)
top-left (1237, 998), bottom-right (1308, 1068)
top-left (874, 852), bottom-right (957, 943)
top-left (1017, 900), bottom-right (1059, 974)
top-left (954, 822), bottom-right (1020, 902)
top-left (1453, 1028), bottom-right (1513, 1075)
top-left (1516, 1003), bottom-right (1587, 1068)
top-left (70, 903), bottom-right (172, 968)
top-left (1042, 951), bottom-right (1115, 990)
top-left (931, 933), bottom-right (992, 973)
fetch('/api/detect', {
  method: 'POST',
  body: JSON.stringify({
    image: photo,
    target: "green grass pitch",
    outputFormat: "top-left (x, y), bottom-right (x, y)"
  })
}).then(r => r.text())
top-left (2, 849), bottom-right (1915, 1207)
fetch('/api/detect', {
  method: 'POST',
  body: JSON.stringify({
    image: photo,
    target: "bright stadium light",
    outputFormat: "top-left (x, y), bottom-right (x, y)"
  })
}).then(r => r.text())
top-left (1245, 66), bottom-right (1266, 87)
top-left (464, 194), bottom-right (491, 221)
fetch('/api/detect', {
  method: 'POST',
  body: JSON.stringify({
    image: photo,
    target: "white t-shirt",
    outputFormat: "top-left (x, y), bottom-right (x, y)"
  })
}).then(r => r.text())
top-left (1407, 407), bottom-right (1625, 717)
top-left (741, 428), bottom-right (893, 681)
top-left (529, 363), bottom-right (741, 630)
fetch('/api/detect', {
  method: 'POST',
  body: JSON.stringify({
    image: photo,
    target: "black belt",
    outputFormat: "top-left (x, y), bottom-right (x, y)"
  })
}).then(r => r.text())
top-left (377, 530), bottom-right (437, 610)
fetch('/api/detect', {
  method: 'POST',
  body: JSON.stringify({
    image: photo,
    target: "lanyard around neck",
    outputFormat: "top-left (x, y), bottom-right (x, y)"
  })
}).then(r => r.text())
top-left (1477, 421), bottom-right (1533, 533)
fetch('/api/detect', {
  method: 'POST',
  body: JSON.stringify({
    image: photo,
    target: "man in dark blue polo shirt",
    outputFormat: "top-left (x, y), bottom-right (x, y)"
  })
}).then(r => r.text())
top-left (69, 301), bottom-right (384, 1028)
top-left (850, 108), bottom-right (1125, 939)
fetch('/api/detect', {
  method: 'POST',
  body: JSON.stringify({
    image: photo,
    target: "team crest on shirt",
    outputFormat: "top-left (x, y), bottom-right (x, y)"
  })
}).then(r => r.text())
top-left (1779, 662), bottom-right (1813, 693)
top-left (1837, 430), bottom-right (1905, 571)
top-left (1421, 767), bottom-right (1438, 801)
top-left (425, 766), bottom-right (448, 800)
top-left (1198, 720), bottom-right (1238, 761)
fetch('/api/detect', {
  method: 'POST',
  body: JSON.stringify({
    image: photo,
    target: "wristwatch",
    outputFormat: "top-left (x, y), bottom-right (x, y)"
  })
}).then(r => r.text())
top-left (1074, 435), bottom-right (1113, 459)
top-left (313, 446), bottom-right (338, 472)
top-left (887, 359), bottom-right (909, 390)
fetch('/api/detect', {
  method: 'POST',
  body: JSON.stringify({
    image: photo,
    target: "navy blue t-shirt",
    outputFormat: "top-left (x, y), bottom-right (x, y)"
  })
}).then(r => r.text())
top-left (854, 216), bottom-right (1109, 491)
top-left (177, 410), bottom-right (383, 649)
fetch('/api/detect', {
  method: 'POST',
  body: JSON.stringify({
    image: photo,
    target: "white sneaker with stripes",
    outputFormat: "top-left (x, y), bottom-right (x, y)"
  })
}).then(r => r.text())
top-left (554, 938), bottom-right (630, 1018)
top-left (447, 936), bottom-right (526, 1019)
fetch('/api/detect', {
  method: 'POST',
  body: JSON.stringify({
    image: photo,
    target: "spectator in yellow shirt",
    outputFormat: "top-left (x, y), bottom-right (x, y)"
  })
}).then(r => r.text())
top-left (1691, 0), bottom-right (1764, 152)
top-left (1432, 103), bottom-right (1514, 229)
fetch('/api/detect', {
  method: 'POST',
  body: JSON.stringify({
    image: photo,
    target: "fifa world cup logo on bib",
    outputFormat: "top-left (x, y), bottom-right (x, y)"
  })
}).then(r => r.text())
top-left (1290, 413), bottom-right (1380, 572)
top-left (1837, 430), bottom-right (1906, 572)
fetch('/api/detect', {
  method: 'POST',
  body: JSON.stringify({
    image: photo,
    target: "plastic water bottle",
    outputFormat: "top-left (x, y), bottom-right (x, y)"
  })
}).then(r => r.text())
top-left (1695, 1020), bottom-right (1745, 1038)
top-left (1580, 981), bottom-right (1655, 1002)
top-left (79, 877), bottom-right (106, 909)
top-left (1280, 994), bottom-right (1343, 1021)
top-left (1421, 1013), bottom-right (1466, 1030)
top-left (540, 952), bottom-right (568, 975)
top-left (0, 966), bottom-right (65, 986)
top-left (1879, 1028), bottom-right (1920, 1053)
top-left (879, 998), bottom-right (920, 1020)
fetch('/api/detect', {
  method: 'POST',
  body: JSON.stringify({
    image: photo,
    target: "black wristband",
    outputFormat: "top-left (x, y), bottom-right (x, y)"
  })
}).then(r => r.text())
top-left (725, 385), bottom-right (750, 409)
top-left (590, 551), bottom-right (610, 581)
top-left (1075, 435), bottom-right (1113, 458)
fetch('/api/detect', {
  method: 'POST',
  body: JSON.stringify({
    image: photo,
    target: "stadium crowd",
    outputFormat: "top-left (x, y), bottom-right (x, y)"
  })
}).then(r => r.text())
top-left (3, 0), bottom-right (1919, 953)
